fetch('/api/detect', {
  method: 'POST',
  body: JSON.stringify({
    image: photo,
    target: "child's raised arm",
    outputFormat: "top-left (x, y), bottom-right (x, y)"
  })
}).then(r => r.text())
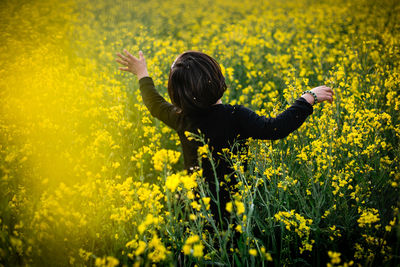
top-left (235, 85), bottom-right (334, 140)
top-left (116, 49), bottom-right (180, 130)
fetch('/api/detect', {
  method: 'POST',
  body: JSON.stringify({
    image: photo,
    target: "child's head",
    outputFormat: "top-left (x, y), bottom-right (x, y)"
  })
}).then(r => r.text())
top-left (167, 51), bottom-right (227, 115)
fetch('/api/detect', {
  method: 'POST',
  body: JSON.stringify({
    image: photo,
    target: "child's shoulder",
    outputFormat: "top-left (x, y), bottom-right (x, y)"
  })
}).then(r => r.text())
top-left (217, 103), bottom-right (253, 115)
top-left (203, 104), bottom-right (255, 123)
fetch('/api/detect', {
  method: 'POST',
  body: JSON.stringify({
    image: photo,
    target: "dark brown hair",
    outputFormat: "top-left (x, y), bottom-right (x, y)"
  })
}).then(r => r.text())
top-left (167, 51), bottom-right (227, 116)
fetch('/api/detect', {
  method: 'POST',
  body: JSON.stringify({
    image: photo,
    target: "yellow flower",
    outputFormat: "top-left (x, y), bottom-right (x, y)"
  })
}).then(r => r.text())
top-left (185, 235), bottom-right (200, 244)
top-left (187, 190), bottom-right (195, 199)
top-left (165, 173), bottom-right (181, 192)
top-left (193, 243), bottom-right (204, 257)
top-left (135, 240), bottom-right (146, 256)
top-left (182, 244), bottom-right (191, 255)
top-left (265, 252), bottom-right (273, 261)
top-left (112, 161), bottom-right (120, 169)
top-left (328, 251), bottom-right (341, 264)
top-left (202, 197), bottom-right (211, 210)
top-left (144, 214), bottom-right (154, 225)
top-left (235, 200), bottom-right (245, 215)
top-left (357, 208), bottom-right (380, 228)
top-left (249, 249), bottom-right (257, 256)
top-left (197, 144), bottom-right (209, 158)
top-left (148, 234), bottom-right (168, 262)
top-left (138, 223), bottom-right (146, 234)
top-left (184, 131), bottom-right (195, 141)
top-left (191, 201), bottom-right (201, 211)
top-left (153, 149), bottom-right (181, 171)
top-left (226, 202), bottom-right (233, 213)
top-left (180, 174), bottom-right (197, 190)
top-left (182, 235), bottom-right (203, 257)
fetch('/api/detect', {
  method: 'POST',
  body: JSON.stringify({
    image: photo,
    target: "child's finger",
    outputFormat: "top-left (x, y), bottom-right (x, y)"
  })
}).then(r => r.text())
top-left (116, 52), bottom-right (129, 61)
top-left (123, 49), bottom-right (138, 61)
top-left (118, 67), bottom-right (129, 71)
top-left (116, 58), bottom-right (128, 66)
top-left (139, 51), bottom-right (145, 60)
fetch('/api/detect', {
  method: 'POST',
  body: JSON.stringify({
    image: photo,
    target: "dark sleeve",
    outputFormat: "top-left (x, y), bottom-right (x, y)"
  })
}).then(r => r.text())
top-left (235, 97), bottom-right (313, 140)
top-left (139, 76), bottom-right (180, 130)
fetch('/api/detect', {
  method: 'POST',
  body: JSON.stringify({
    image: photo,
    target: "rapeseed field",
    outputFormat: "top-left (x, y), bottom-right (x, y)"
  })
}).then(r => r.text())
top-left (0, 0), bottom-right (399, 266)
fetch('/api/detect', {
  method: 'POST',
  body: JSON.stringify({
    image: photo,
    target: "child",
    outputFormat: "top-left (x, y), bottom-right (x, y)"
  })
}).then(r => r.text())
top-left (116, 49), bottom-right (334, 225)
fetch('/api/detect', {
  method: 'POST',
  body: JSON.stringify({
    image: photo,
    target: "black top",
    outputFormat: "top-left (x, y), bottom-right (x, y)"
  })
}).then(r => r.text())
top-left (139, 76), bottom-right (313, 219)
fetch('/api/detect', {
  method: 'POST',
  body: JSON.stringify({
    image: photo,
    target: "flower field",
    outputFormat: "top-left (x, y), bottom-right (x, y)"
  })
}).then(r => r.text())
top-left (0, 0), bottom-right (399, 266)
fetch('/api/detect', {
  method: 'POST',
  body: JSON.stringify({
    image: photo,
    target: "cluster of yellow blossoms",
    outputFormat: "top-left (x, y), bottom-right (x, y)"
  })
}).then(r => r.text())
top-left (274, 210), bottom-right (314, 254)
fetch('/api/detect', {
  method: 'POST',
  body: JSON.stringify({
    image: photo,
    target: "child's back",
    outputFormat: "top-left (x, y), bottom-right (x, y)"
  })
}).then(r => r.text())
top-left (117, 49), bottom-right (333, 224)
top-left (139, 75), bottom-right (313, 221)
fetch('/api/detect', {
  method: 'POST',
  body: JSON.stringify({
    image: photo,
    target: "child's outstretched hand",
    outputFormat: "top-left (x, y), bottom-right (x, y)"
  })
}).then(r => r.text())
top-left (116, 49), bottom-right (149, 80)
top-left (302, 85), bottom-right (334, 105)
